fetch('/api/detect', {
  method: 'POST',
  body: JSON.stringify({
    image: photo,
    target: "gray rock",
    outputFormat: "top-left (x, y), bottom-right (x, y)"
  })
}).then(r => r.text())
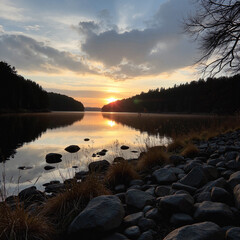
top-left (163, 221), bottom-right (224, 240)
top-left (170, 213), bottom-right (194, 227)
top-left (207, 158), bottom-right (225, 166)
top-left (233, 184), bottom-right (240, 209)
top-left (225, 151), bottom-right (239, 161)
top-left (226, 227), bottom-right (240, 240)
top-left (203, 165), bottom-right (219, 180)
top-left (197, 177), bottom-right (227, 193)
top-left (222, 170), bottom-right (234, 179)
top-left (124, 226), bottom-right (141, 239)
top-left (172, 182), bottom-right (197, 195)
top-left (137, 230), bottom-right (153, 240)
top-left (124, 212), bottom-right (144, 226)
top-left (45, 183), bottom-right (65, 193)
top-left (211, 187), bottom-right (232, 205)
top-left (68, 195), bottom-right (124, 233)
top-left (194, 192), bottom-right (211, 203)
top-left (159, 193), bottom-right (194, 214)
top-left (184, 160), bottom-right (202, 172)
top-left (169, 167), bottom-right (185, 175)
top-left (155, 186), bottom-right (171, 197)
top-left (65, 145), bottom-right (80, 153)
top-left (130, 179), bottom-right (144, 186)
top-left (194, 201), bottom-right (234, 226)
top-left (115, 184), bottom-right (126, 193)
top-left (126, 189), bottom-right (155, 209)
top-left (226, 160), bottom-right (240, 170)
top-left (88, 160), bottom-right (110, 172)
top-left (45, 153), bottom-right (62, 164)
top-left (138, 218), bottom-right (156, 231)
top-left (145, 187), bottom-right (155, 196)
top-left (18, 186), bottom-right (45, 203)
top-left (179, 166), bottom-right (208, 188)
top-left (145, 208), bottom-right (161, 220)
top-left (152, 168), bottom-right (177, 184)
top-left (143, 205), bottom-right (152, 214)
top-left (228, 171), bottom-right (240, 189)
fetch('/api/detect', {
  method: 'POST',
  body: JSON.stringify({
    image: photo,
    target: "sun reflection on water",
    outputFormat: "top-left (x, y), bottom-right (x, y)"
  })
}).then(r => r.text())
top-left (107, 120), bottom-right (116, 127)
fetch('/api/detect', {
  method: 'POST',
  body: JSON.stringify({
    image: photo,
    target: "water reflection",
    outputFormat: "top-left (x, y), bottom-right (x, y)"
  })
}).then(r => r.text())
top-left (0, 112), bottom-right (84, 161)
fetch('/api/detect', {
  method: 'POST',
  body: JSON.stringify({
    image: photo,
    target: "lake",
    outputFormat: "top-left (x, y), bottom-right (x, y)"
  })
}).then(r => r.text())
top-left (0, 111), bottom-right (235, 197)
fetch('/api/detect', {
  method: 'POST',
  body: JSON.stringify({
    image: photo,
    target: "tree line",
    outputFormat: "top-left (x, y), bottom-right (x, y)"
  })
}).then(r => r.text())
top-left (0, 61), bottom-right (84, 112)
top-left (102, 75), bottom-right (240, 114)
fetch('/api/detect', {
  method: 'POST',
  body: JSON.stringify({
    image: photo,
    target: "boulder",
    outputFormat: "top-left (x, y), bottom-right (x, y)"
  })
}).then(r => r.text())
top-left (170, 213), bottom-right (194, 227)
top-left (172, 182), bottom-right (197, 195)
top-left (123, 212), bottom-right (144, 226)
top-left (152, 168), bottom-right (177, 184)
top-left (137, 230), bottom-right (153, 240)
top-left (211, 187), bottom-right (232, 205)
top-left (155, 186), bottom-right (171, 197)
top-left (68, 195), bottom-right (124, 234)
top-left (124, 226), bottom-right (141, 239)
top-left (228, 171), bottom-right (240, 189)
top-left (226, 227), bottom-right (240, 240)
top-left (45, 153), bottom-right (62, 164)
top-left (194, 201), bottom-right (234, 226)
top-left (233, 184), bottom-right (240, 209)
top-left (64, 145), bottom-right (80, 153)
top-left (126, 189), bottom-right (155, 209)
top-left (179, 166), bottom-right (208, 188)
top-left (163, 222), bottom-right (224, 240)
top-left (159, 193), bottom-right (194, 214)
top-left (138, 218), bottom-right (156, 231)
top-left (88, 160), bottom-right (110, 172)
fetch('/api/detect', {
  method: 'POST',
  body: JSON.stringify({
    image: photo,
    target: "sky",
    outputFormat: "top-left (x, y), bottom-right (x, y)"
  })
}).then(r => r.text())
top-left (0, 0), bottom-right (200, 107)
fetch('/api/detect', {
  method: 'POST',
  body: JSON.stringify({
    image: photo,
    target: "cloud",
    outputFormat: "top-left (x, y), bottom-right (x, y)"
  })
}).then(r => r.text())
top-left (0, 34), bottom-right (92, 74)
top-left (0, 25), bottom-right (4, 33)
top-left (76, 0), bottom-right (198, 80)
top-left (0, 0), bottom-right (27, 22)
top-left (24, 25), bottom-right (41, 31)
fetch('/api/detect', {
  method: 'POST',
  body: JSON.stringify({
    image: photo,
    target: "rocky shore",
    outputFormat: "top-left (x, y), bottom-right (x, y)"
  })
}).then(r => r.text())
top-left (3, 129), bottom-right (240, 240)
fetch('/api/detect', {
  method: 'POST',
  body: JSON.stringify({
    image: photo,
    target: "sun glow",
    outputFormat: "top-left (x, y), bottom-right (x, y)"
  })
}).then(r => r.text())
top-left (106, 97), bottom-right (118, 104)
top-left (107, 120), bottom-right (116, 127)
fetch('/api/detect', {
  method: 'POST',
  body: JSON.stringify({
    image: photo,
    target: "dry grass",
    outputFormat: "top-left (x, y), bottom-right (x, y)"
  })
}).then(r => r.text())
top-left (0, 203), bottom-right (54, 240)
top-left (41, 175), bottom-right (110, 231)
top-left (181, 144), bottom-right (199, 158)
top-left (137, 146), bottom-right (169, 171)
top-left (105, 161), bottom-right (139, 187)
top-left (167, 139), bottom-right (185, 153)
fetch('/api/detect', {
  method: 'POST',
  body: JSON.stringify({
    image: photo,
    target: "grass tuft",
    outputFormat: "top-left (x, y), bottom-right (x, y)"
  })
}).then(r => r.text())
top-left (167, 139), bottom-right (185, 153)
top-left (0, 203), bottom-right (54, 240)
top-left (41, 175), bottom-right (110, 231)
top-left (105, 161), bottom-right (139, 187)
top-left (181, 144), bottom-right (199, 158)
top-left (137, 146), bottom-right (169, 171)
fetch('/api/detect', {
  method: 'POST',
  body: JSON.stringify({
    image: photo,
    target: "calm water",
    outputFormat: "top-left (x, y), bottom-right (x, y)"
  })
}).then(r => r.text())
top-left (0, 111), bottom-right (234, 196)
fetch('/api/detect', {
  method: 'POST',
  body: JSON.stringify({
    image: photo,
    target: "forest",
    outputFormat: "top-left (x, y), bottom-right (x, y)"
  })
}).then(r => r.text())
top-left (102, 75), bottom-right (240, 114)
top-left (0, 61), bottom-right (84, 112)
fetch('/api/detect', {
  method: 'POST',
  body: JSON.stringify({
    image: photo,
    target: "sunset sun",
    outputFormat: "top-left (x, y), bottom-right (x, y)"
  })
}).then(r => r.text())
top-left (106, 97), bottom-right (118, 104)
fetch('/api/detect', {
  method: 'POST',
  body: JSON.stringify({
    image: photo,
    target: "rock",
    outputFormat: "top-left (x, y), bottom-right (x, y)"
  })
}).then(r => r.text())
top-left (98, 151), bottom-right (106, 156)
top-left (194, 192), bottom-right (211, 203)
top-left (226, 160), bottom-right (240, 170)
top-left (172, 182), bottom-right (197, 195)
top-left (45, 153), bottom-right (62, 164)
top-left (121, 145), bottom-right (129, 150)
top-left (64, 145), bottom-right (80, 153)
top-left (169, 167), bottom-right (185, 175)
top-left (233, 184), bottom-right (240, 209)
top-left (197, 177), bottom-right (227, 193)
top-left (163, 222), bottom-right (224, 240)
top-left (115, 184), bottom-right (126, 193)
top-left (124, 226), bottom-right (141, 239)
top-left (45, 183), bottom-right (65, 193)
top-left (211, 187), bottom-right (232, 205)
top-left (143, 205), bottom-right (152, 214)
top-left (159, 194), bottom-right (194, 214)
top-left (72, 166), bottom-right (78, 168)
top-left (226, 227), bottom-right (240, 240)
top-left (228, 171), bottom-right (240, 189)
top-left (84, 138), bottom-right (90, 141)
top-left (184, 160), bottom-right (202, 173)
top-left (203, 165), bottom-right (219, 180)
top-left (130, 179), bottom-right (144, 186)
top-left (225, 151), bottom-right (239, 161)
top-left (137, 230), bottom-right (153, 240)
top-left (194, 201), bottom-right (234, 226)
top-left (68, 195), bottom-right (124, 234)
top-left (75, 170), bottom-right (88, 179)
top-left (155, 186), bottom-right (171, 197)
top-left (145, 208), bottom-right (161, 220)
top-left (126, 189), bottom-right (155, 209)
top-left (170, 213), bottom-right (194, 227)
top-left (152, 168), bottom-right (177, 184)
top-left (88, 160), bottom-right (110, 172)
top-left (179, 166), bottom-right (208, 188)
top-left (138, 218), bottom-right (156, 231)
top-left (18, 186), bottom-right (45, 203)
top-left (44, 165), bottom-right (55, 170)
top-left (124, 212), bottom-right (144, 226)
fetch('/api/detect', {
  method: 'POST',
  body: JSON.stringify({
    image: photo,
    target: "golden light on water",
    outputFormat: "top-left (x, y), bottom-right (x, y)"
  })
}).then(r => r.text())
top-left (106, 97), bottom-right (118, 104)
top-left (107, 120), bottom-right (116, 127)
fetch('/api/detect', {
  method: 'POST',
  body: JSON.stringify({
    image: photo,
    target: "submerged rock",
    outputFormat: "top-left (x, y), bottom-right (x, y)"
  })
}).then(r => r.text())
top-left (121, 145), bottom-right (129, 150)
top-left (44, 165), bottom-right (55, 170)
top-left (65, 145), bottom-right (80, 153)
top-left (88, 160), bottom-right (110, 172)
top-left (45, 153), bottom-right (62, 164)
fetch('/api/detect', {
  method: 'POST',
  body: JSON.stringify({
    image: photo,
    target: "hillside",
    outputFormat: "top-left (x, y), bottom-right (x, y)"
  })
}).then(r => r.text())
top-left (0, 61), bottom-right (48, 112)
top-left (102, 75), bottom-right (240, 114)
top-left (48, 92), bottom-right (84, 111)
